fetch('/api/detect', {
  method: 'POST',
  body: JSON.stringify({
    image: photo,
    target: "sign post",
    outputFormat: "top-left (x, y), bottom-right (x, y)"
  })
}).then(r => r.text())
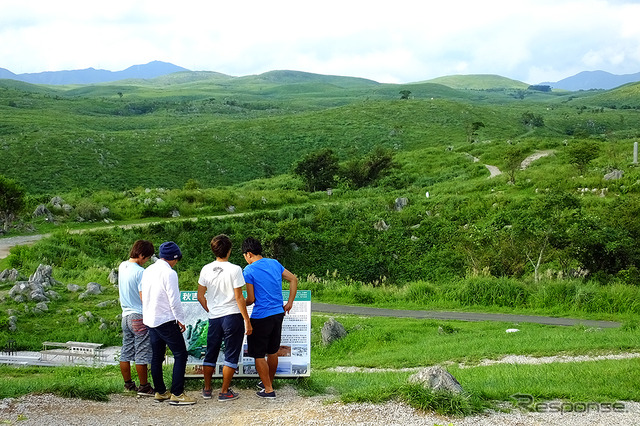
top-left (180, 290), bottom-right (311, 378)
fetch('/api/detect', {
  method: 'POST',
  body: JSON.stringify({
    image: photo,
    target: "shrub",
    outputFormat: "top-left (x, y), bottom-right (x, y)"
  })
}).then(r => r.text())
top-left (405, 281), bottom-right (437, 304)
top-left (456, 277), bottom-right (529, 308)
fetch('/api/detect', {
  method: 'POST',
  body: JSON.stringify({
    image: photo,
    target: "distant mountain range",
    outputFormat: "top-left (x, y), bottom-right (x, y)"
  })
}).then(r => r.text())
top-left (0, 61), bottom-right (188, 85)
top-left (540, 70), bottom-right (640, 91)
top-left (1, 60), bottom-right (639, 91)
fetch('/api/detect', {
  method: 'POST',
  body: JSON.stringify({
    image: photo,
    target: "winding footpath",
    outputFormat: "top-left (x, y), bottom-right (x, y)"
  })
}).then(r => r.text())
top-left (481, 149), bottom-right (555, 179)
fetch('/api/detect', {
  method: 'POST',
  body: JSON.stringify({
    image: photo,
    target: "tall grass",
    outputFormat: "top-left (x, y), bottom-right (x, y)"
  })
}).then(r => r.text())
top-left (304, 276), bottom-right (640, 317)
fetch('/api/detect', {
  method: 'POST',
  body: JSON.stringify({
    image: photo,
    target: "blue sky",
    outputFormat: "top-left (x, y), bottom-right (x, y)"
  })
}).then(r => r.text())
top-left (1, 0), bottom-right (640, 84)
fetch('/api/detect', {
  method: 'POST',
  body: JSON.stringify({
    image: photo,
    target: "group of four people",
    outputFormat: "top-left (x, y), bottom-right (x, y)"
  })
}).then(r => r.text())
top-left (118, 235), bottom-right (298, 405)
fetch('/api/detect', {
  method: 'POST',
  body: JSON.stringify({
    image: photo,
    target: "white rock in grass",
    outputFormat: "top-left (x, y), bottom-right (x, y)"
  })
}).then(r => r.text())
top-left (408, 366), bottom-right (464, 394)
top-left (321, 318), bottom-right (346, 346)
top-left (506, 328), bottom-right (520, 333)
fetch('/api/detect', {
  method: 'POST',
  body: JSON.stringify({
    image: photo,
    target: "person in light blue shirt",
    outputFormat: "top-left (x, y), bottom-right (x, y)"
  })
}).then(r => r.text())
top-left (242, 237), bottom-right (297, 399)
top-left (118, 239), bottom-right (155, 396)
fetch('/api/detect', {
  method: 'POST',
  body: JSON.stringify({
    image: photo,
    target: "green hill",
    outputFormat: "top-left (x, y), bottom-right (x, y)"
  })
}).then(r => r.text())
top-left (423, 74), bottom-right (530, 90)
top-left (1, 72), bottom-right (640, 194)
top-left (242, 70), bottom-right (379, 87)
top-left (582, 81), bottom-right (640, 108)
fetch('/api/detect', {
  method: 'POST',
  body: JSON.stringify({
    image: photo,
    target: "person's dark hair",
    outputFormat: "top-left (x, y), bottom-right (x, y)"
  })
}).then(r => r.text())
top-left (129, 240), bottom-right (154, 259)
top-left (241, 237), bottom-right (262, 255)
top-left (210, 234), bottom-right (232, 258)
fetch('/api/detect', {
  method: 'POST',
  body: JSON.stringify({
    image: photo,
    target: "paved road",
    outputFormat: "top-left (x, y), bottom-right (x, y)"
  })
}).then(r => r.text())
top-left (312, 303), bottom-right (621, 328)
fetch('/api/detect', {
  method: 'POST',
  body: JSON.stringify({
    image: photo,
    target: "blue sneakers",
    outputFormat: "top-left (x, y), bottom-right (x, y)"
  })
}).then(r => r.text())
top-left (256, 389), bottom-right (276, 399)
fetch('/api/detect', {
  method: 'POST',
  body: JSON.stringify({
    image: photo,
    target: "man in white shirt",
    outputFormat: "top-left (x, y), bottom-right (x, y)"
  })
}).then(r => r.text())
top-left (141, 241), bottom-right (195, 406)
top-left (197, 234), bottom-right (252, 401)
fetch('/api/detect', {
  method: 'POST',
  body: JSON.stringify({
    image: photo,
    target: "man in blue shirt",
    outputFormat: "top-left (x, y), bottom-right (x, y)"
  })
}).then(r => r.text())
top-left (242, 237), bottom-right (297, 399)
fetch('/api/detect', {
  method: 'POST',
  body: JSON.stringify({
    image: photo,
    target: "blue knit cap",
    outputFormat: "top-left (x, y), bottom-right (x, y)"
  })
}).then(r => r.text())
top-left (159, 241), bottom-right (182, 260)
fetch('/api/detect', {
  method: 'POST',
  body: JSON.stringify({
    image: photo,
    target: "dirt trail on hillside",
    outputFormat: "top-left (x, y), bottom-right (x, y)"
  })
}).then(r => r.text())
top-left (520, 150), bottom-right (554, 169)
top-left (485, 164), bottom-right (502, 178)
top-left (0, 234), bottom-right (50, 259)
top-left (477, 149), bottom-right (554, 179)
top-left (0, 211), bottom-right (255, 260)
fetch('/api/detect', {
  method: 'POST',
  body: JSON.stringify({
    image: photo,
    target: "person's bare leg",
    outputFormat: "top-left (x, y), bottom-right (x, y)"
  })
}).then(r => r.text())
top-left (255, 358), bottom-right (273, 392)
top-left (135, 363), bottom-right (149, 386)
top-left (119, 361), bottom-right (132, 382)
top-left (203, 365), bottom-right (215, 391)
top-left (267, 353), bottom-right (278, 386)
top-left (220, 366), bottom-right (235, 393)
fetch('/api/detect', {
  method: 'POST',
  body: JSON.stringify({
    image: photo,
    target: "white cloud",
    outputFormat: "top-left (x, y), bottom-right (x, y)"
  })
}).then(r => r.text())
top-left (1, 0), bottom-right (640, 83)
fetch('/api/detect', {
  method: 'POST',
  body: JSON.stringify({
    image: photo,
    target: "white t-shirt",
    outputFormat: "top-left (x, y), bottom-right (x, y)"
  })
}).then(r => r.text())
top-left (198, 260), bottom-right (246, 319)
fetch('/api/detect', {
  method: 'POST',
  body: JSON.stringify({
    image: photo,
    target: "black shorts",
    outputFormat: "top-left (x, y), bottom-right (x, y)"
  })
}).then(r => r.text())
top-left (247, 312), bottom-right (285, 358)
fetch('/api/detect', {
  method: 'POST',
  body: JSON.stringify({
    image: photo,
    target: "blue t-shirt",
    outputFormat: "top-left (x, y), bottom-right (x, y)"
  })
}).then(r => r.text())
top-left (243, 258), bottom-right (285, 319)
top-left (118, 260), bottom-right (144, 316)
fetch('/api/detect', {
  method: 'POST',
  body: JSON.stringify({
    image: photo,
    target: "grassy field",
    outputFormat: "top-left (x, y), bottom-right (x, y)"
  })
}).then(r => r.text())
top-left (1, 313), bottom-right (638, 415)
top-left (2, 71), bottom-right (640, 415)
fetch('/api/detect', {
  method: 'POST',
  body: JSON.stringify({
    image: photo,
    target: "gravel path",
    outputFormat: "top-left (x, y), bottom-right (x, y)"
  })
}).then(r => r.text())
top-left (1, 389), bottom-right (638, 426)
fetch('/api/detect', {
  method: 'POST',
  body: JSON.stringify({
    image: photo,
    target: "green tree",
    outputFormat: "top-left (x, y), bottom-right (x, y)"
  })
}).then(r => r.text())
top-left (293, 149), bottom-right (340, 192)
top-left (399, 90), bottom-right (411, 100)
top-left (0, 176), bottom-right (26, 232)
top-left (466, 121), bottom-right (485, 143)
top-left (566, 140), bottom-right (600, 174)
top-left (503, 146), bottom-right (526, 184)
top-left (521, 111), bottom-right (544, 127)
top-left (183, 179), bottom-right (201, 190)
top-left (507, 191), bottom-right (580, 282)
top-left (342, 147), bottom-right (395, 188)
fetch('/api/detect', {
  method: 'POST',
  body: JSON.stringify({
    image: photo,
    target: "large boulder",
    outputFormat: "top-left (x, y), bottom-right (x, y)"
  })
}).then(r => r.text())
top-left (408, 366), bottom-right (464, 394)
top-left (67, 284), bottom-right (81, 292)
top-left (394, 197), bottom-right (409, 211)
top-left (33, 205), bottom-right (54, 221)
top-left (85, 282), bottom-right (103, 295)
top-left (321, 318), bottom-right (347, 346)
top-left (8, 316), bottom-right (17, 332)
top-left (8, 282), bottom-right (29, 300)
top-left (108, 269), bottom-right (118, 285)
top-left (8, 264), bottom-right (61, 303)
top-left (604, 169), bottom-right (624, 180)
top-left (29, 264), bottom-right (60, 289)
top-left (0, 268), bottom-right (23, 282)
top-left (32, 302), bottom-right (49, 314)
top-left (374, 220), bottom-right (390, 231)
